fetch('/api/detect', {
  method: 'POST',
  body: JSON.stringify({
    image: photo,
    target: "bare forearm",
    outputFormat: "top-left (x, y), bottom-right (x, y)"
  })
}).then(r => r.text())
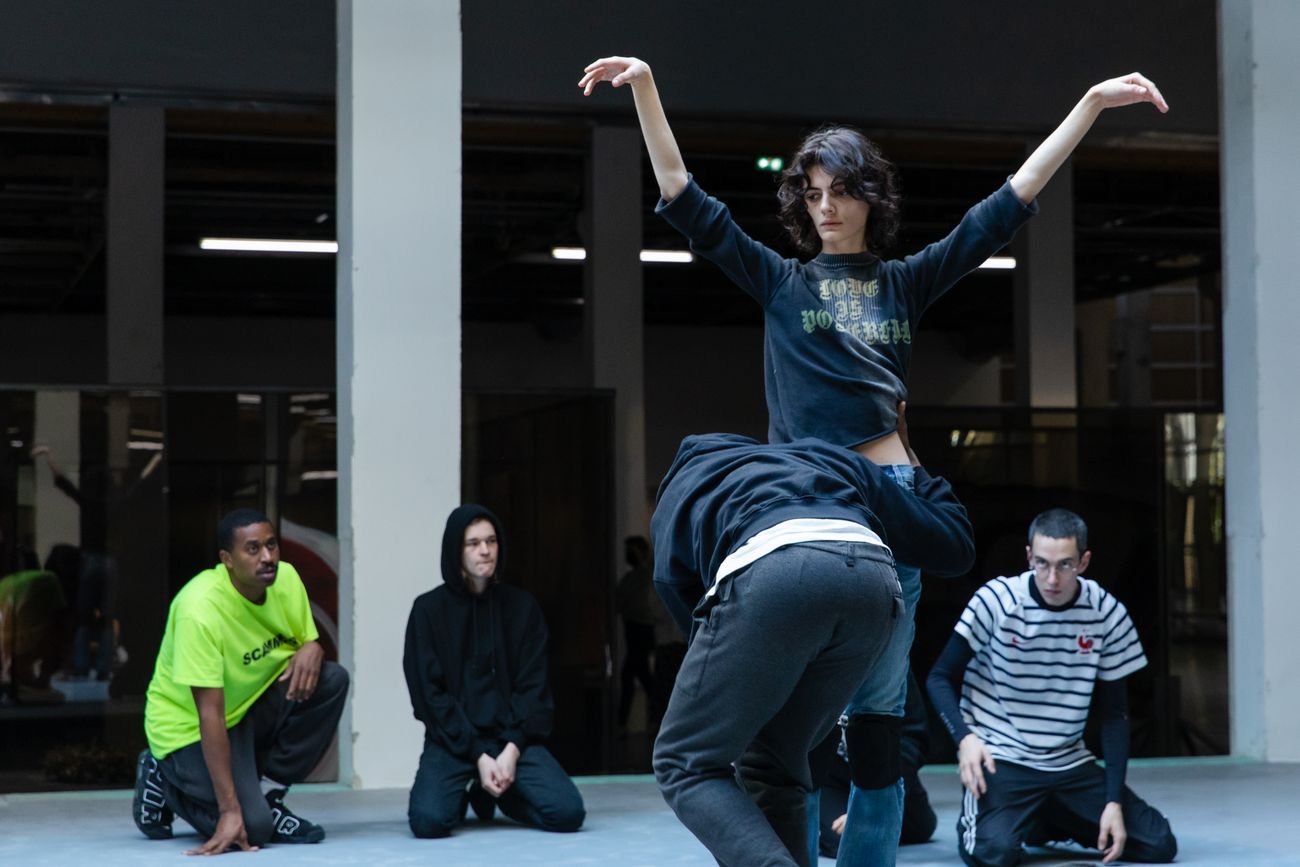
top-left (1010, 90), bottom-right (1104, 204)
top-left (629, 72), bottom-right (688, 201)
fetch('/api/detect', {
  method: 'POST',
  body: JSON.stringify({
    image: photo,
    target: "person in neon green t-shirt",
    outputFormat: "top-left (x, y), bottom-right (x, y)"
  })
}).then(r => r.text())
top-left (133, 508), bottom-right (349, 853)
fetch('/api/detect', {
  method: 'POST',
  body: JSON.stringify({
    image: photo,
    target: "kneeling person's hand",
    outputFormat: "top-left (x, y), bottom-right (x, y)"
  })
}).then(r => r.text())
top-left (477, 753), bottom-right (506, 797)
top-left (279, 640), bottom-right (323, 701)
top-left (958, 733), bottom-right (996, 798)
top-left (496, 743), bottom-right (520, 792)
top-left (1098, 801), bottom-right (1127, 863)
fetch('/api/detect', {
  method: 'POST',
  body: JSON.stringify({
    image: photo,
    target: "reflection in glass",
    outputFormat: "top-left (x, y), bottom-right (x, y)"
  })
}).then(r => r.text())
top-left (1164, 413), bottom-right (1227, 754)
top-left (0, 389), bottom-right (339, 792)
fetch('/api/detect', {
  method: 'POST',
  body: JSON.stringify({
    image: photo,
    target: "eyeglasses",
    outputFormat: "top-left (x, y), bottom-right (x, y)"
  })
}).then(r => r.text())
top-left (1031, 558), bottom-right (1078, 575)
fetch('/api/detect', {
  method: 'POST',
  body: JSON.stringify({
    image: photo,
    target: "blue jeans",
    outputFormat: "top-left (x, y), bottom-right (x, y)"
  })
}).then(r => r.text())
top-left (835, 463), bottom-right (919, 867)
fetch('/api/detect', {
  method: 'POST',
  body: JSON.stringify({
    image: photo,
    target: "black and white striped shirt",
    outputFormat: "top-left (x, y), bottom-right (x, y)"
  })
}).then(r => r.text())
top-left (954, 572), bottom-right (1146, 771)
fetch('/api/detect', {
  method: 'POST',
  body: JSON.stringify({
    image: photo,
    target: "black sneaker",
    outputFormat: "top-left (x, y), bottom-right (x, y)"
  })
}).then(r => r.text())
top-left (132, 749), bottom-right (173, 840)
top-left (265, 788), bottom-right (325, 844)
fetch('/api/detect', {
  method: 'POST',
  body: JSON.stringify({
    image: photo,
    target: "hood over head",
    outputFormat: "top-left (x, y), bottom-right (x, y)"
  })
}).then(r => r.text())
top-left (440, 503), bottom-right (505, 594)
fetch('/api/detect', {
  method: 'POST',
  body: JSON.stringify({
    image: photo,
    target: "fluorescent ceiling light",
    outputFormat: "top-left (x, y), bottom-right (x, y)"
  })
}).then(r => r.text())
top-left (301, 470), bottom-right (339, 481)
top-left (640, 250), bottom-right (694, 264)
top-left (200, 238), bottom-right (338, 254)
top-left (979, 256), bottom-right (1016, 270)
top-left (550, 247), bottom-right (693, 264)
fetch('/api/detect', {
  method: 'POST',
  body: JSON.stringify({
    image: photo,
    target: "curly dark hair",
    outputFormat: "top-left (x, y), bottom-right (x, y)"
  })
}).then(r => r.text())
top-left (776, 126), bottom-right (901, 255)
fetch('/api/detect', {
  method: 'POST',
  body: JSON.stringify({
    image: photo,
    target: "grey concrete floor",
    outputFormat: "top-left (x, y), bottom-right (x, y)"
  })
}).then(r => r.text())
top-left (1, 759), bottom-right (1297, 865)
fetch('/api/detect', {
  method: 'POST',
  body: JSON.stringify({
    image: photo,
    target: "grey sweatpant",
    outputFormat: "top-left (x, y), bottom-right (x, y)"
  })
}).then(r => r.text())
top-left (653, 542), bottom-right (903, 867)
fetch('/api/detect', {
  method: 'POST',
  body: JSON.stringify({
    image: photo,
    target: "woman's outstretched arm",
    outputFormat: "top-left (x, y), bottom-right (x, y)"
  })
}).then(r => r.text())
top-left (580, 56), bottom-right (689, 201)
top-left (1010, 72), bottom-right (1169, 204)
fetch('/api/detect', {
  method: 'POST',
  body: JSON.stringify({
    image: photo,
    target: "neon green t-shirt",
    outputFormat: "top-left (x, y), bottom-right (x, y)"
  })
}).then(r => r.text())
top-left (144, 561), bottom-right (319, 759)
top-left (0, 570), bottom-right (66, 659)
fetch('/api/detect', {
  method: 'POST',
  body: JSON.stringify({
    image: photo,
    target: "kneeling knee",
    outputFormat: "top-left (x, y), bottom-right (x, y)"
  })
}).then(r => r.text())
top-left (318, 661), bottom-right (350, 695)
top-left (900, 803), bottom-right (936, 844)
top-left (540, 802), bottom-right (585, 833)
top-left (1147, 828), bottom-right (1178, 862)
top-left (409, 812), bottom-right (453, 839)
top-left (844, 713), bottom-right (901, 790)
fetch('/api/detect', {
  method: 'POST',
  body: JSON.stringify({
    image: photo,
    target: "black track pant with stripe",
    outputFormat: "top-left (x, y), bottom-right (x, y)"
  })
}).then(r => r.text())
top-left (956, 759), bottom-right (1177, 867)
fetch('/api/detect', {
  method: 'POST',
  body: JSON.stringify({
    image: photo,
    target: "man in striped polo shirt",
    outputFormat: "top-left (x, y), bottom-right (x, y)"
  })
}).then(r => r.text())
top-left (927, 508), bottom-right (1177, 866)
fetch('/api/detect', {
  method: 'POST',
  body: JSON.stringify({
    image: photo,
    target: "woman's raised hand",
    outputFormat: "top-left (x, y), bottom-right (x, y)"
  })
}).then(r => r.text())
top-left (579, 56), bottom-right (652, 96)
top-left (1089, 72), bottom-right (1169, 113)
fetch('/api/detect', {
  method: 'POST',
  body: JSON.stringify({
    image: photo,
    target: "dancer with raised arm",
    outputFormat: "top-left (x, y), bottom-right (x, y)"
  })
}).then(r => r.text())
top-left (581, 55), bottom-right (1167, 866)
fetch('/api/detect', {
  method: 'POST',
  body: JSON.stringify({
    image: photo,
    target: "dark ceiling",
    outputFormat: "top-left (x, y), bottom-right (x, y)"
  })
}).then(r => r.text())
top-left (0, 103), bottom-right (1220, 360)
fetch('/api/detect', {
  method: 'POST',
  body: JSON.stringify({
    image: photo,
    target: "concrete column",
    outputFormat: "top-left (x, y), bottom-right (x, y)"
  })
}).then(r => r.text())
top-left (263, 394), bottom-right (282, 528)
top-left (584, 127), bottom-right (648, 545)
top-left (1220, 0), bottom-right (1300, 762)
top-left (106, 103), bottom-right (164, 386)
top-left (32, 391), bottom-right (80, 564)
top-left (337, 0), bottom-right (462, 788)
top-left (1013, 149), bottom-right (1077, 407)
top-left (1075, 298), bottom-right (1113, 407)
top-left (1112, 291), bottom-right (1152, 406)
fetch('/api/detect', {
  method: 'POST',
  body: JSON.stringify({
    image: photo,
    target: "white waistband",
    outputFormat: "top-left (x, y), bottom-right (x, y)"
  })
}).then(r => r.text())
top-left (708, 518), bottom-right (889, 599)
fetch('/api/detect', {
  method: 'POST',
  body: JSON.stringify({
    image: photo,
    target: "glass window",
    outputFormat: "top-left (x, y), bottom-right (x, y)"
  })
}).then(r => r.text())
top-left (0, 388), bottom-right (338, 792)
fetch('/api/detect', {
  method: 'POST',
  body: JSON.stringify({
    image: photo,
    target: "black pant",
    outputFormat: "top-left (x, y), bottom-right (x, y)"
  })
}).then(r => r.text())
top-left (618, 620), bottom-right (656, 725)
top-left (157, 661), bottom-right (349, 846)
top-left (407, 739), bottom-right (585, 838)
top-left (956, 759), bottom-right (1177, 867)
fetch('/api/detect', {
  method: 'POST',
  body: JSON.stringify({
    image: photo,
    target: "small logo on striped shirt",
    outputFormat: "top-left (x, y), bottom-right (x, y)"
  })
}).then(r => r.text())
top-left (1077, 633), bottom-right (1094, 654)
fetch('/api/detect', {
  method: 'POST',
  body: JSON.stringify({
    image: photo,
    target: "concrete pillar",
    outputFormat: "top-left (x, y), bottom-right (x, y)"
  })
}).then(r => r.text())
top-left (104, 105), bottom-right (169, 694)
top-left (1075, 298), bottom-right (1113, 407)
top-left (1013, 149), bottom-right (1077, 407)
top-left (1220, 0), bottom-right (1300, 762)
top-left (337, 0), bottom-right (462, 788)
top-left (584, 127), bottom-right (648, 546)
top-left (32, 391), bottom-right (80, 564)
top-left (1112, 291), bottom-right (1152, 406)
top-left (106, 103), bottom-right (164, 387)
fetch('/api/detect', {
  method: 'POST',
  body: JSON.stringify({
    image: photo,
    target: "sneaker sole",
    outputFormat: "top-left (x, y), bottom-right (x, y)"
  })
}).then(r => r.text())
top-left (132, 750), bottom-right (174, 840)
top-left (270, 827), bottom-right (326, 844)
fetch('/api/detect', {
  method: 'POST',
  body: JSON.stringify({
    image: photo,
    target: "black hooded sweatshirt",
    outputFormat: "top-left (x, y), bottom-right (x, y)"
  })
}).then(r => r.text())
top-left (651, 434), bottom-right (976, 635)
top-left (402, 504), bottom-right (554, 760)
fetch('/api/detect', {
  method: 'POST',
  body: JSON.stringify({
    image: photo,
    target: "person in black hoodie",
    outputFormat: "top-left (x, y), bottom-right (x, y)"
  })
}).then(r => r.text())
top-left (403, 504), bottom-right (585, 839)
top-left (650, 414), bottom-right (974, 867)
